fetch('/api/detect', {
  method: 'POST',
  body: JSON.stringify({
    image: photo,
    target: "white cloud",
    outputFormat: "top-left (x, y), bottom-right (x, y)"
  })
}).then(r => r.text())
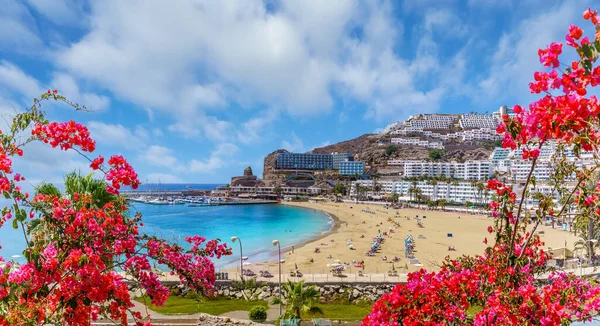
top-left (188, 143), bottom-right (239, 174)
top-left (50, 73), bottom-right (110, 111)
top-left (476, 1), bottom-right (580, 105)
top-left (145, 173), bottom-right (182, 183)
top-left (0, 1), bottom-right (43, 54)
top-left (54, 0), bottom-right (461, 125)
top-left (87, 121), bottom-right (146, 150)
top-left (237, 108), bottom-right (279, 144)
top-left (25, 0), bottom-right (85, 26)
top-left (281, 133), bottom-right (305, 153)
top-left (0, 61), bottom-right (43, 99)
top-left (141, 145), bottom-right (177, 167)
top-left (424, 9), bottom-right (468, 38)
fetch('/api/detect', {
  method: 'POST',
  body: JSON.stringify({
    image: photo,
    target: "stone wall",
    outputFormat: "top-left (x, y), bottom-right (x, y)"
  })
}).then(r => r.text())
top-left (212, 282), bottom-right (395, 304)
top-left (197, 313), bottom-right (271, 326)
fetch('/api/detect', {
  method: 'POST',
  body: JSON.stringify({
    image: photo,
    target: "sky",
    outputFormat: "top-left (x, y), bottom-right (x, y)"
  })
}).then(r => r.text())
top-left (0, 0), bottom-right (594, 185)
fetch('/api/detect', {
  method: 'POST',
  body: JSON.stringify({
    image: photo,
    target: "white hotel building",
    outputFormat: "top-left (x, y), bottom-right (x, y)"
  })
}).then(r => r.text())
top-left (350, 180), bottom-right (487, 204)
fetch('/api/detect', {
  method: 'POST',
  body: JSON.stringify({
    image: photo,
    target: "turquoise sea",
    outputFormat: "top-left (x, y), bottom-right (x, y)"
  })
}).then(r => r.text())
top-left (0, 194), bottom-right (333, 269)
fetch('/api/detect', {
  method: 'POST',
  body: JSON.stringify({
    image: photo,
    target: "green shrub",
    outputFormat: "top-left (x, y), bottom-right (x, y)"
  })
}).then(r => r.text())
top-left (249, 305), bottom-right (268, 322)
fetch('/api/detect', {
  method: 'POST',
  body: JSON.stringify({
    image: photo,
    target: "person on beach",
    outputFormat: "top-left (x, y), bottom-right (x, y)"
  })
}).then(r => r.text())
top-left (292, 246), bottom-right (295, 253)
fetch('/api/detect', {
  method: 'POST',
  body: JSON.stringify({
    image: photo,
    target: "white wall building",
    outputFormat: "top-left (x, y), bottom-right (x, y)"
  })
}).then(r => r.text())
top-left (350, 180), bottom-right (489, 204)
top-left (460, 114), bottom-right (500, 129)
top-left (402, 161), bottom-right (491, 180)
top-left (390, 138), bottom-right (444, 149)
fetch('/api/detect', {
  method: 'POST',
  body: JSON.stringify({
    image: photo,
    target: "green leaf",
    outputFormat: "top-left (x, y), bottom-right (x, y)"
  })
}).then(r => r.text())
top-left (595, 40), bottom-right (600, 52)
top-left (11, 218), bottom-right (18, 229)
top-left (583, 59), bottom-right (593, 75)
top-left (582, 44), bottom-right (594, 59)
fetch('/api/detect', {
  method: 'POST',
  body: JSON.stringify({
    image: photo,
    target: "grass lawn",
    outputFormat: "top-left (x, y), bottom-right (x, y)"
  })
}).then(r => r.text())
top-left (306, 303), bottom-right (373, 321)
top-left (134, 295), bottom-right (268, 316)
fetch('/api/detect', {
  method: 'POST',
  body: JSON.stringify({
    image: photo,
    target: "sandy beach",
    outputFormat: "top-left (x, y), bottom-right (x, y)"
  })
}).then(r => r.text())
top-left (235, 201), bottom-right (579, 276)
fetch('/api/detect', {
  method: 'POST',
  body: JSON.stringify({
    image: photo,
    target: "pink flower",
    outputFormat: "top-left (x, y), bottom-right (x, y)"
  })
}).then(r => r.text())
top-left (584, 195), bottom-right (598, 207)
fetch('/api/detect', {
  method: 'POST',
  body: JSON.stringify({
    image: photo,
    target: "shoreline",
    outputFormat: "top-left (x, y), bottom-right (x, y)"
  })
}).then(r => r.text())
top-left (215, 204), bottom-right (337, 269)
top-left (226, 201), bottom-right (579, 276)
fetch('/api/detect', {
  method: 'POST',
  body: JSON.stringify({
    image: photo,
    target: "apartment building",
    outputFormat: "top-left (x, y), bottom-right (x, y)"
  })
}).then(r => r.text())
top-left (460, 114), bottom-right (500, 129)
top-left (402, 161), bottom-right (491, 180)
top-left (390, 138), bottom-right (444, 149)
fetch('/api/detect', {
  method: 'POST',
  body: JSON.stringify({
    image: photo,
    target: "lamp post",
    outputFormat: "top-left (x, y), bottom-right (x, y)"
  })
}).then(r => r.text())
top-left (272, 239), bottom-right (282, 317)
top-left (231, 236), bottom-right (243, 281)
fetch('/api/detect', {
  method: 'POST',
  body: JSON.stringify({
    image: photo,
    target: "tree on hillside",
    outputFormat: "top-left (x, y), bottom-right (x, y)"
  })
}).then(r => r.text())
top-left (274, 185), bottom-right (283, 198)
top-left (386, 144), bottom-right (398, 156)
top-left (428, 149), bottom-right (445, 160)
top-left (333, 183), bottom-right (347, 196)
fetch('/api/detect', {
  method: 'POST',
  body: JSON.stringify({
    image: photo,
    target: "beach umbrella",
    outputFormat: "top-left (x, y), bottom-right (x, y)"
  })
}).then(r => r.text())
top-left (11, 255), bottom-right (21, 259)
top-left (242, 262), bottom-right (252, 266)
top-left (242, 256), bottom-right (249, 261)
top-left (348, 244), bottom-right (354, 248)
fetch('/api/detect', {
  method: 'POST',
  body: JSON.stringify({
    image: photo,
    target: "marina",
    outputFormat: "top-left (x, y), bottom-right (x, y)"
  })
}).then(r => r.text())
top-left (126, 194), bottom-right (278, 206)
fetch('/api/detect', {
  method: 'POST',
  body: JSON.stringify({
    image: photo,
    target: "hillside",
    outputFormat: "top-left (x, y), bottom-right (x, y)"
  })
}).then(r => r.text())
top-left (312, 134), bottom-right (493, 166)
top-left (262, 133), bottom-right (494, 182)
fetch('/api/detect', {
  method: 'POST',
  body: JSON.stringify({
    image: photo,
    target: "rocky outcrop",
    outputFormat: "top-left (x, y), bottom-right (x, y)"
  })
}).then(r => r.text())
top-left (262, 149), bottom-right (289, 186)
top-left (197, 314), bottom-right (270, 326)
top-left (231, 167), bottom-right (264, 187)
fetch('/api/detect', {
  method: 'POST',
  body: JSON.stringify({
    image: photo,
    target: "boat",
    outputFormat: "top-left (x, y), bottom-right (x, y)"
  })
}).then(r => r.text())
top-left (147, 198), bottom-right (169, 205)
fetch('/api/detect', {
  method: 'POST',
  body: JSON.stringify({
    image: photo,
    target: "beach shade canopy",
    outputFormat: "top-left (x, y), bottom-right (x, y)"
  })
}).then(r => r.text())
top-left (242, 262), bottom-right (251, 266)
top-left (334, 259), bottom-right (341, 263)
top-left (327, 263), bottom-right (342, 267)
top-left (242, 256), bottom-right (249, 261)
top-left (550, 247), bottom-right (574, 260)
top-left (11, 255), bottom-right (21, 258)
top-left (348, 244), bottom-right (354, 248)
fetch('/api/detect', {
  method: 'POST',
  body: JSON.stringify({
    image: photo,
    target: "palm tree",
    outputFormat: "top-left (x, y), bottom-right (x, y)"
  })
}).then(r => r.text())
top-left (438, 198), bottom-right (447, 211)
top-left (36, 172), bottom-right (118, 209)
top-left (391, 192), bottom-right (400, 204)
top-left (427, 179), bottom-right (438, 201)
top-left (30, 172), bottom-right (120, 262)
top-left (273, 185), bottom-right (283, 199)
top-left (409, 180), bottom-right (419, 202)
top-left (373, 178), bottom-right (382, 197)
top-left (274, 281), bottom-right (323, 320)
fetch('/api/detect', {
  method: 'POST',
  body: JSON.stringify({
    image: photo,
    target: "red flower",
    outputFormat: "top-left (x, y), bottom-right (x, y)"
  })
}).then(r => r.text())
top-left (90, 155), bottom-right (104, 170)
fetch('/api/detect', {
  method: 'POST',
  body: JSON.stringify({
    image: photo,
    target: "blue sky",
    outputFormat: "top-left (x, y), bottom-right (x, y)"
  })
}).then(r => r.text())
top-left (0, 0), bottom-right (593, 184)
